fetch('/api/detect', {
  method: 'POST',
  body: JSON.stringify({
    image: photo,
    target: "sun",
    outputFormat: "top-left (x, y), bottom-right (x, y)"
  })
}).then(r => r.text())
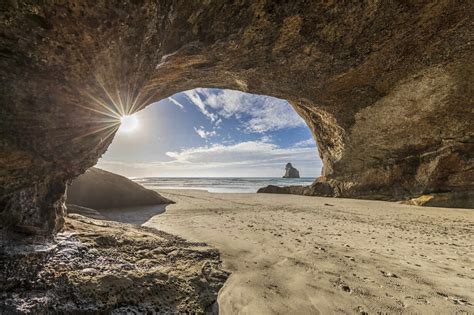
top-left (119, 114), bottom-right (139, 133)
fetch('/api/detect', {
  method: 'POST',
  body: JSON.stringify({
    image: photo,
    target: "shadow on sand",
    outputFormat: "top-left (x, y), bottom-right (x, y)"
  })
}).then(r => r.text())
top-left (98, 204), bottom-right (168, 225)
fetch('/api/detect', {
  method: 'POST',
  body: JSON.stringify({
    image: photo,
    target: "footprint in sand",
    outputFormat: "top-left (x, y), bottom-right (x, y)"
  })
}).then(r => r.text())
top-left (340, 284), bottom-right (351, 293)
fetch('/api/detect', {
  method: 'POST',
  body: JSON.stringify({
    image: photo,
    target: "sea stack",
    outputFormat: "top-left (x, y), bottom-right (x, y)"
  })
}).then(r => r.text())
top-left (283, 163), bottom-right (300, 178)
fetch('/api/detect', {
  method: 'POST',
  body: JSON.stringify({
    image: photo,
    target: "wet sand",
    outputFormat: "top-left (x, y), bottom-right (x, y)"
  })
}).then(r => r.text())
top-left (102, 189), bottom-right (473, 314)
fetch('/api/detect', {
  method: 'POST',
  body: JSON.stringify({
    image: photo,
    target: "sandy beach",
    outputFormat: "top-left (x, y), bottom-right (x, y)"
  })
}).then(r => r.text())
top-left (100, 189), bottom-right (473, 314)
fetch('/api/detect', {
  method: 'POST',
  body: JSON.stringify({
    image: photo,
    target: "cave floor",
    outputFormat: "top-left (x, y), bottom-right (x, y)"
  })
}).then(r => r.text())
top-left (137, 189), bottom-right (474, 315)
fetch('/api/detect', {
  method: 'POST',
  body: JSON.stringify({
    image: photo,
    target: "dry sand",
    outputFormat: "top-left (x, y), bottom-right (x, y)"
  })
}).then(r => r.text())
top-left (101, 189), bottom-right (473, 314)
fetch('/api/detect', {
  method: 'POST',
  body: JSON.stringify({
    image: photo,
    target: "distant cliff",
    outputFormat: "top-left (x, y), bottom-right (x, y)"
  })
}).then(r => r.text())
top-left (283, 163), bottom-right (300, 178)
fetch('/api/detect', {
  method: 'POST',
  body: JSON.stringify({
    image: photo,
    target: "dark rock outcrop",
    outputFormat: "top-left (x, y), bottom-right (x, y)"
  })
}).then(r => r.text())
top-left (283, 163), bottom-right (300, 178)
top-left (1, 214), bottom-right (228, 313)
top-left (259, 176), bottom-right (334, 196)
top-left (257, 185), bottom-right (307, 195)
top-left (67, 167), bottom-right (172, 209)
top-left (1, 2), bottom-right (473, 235)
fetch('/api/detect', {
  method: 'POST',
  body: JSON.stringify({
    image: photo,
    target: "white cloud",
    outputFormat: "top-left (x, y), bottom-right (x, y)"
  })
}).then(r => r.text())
top-left (194, 126), bottom-right (217, 139)
top-left (182, 89), bottom-right (307, 133)
top-left (183, 89), bottom-right (219, 122)
top-left (98, 139), bottom-right (322, 177)
top-left (168, 97), bottom-right (185, 110)
top-left (294, 138), bottom-right (316, 148)
top-left (260, 135), bottom-right (272, 143)
top-left (165, 140), bottom-right (318, 168)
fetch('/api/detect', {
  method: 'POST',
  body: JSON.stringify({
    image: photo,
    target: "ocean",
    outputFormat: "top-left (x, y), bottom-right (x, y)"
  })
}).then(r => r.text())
top-left (133, 177), bottom-right (315, 193)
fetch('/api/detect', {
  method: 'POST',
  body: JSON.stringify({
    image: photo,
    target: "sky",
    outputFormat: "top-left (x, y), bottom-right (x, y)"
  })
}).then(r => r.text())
top-left (97, 88), bottom-right (323, 178)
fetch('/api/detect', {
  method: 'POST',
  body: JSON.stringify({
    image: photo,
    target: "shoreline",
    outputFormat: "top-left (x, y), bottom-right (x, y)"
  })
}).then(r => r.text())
top-left (133, 177), bottom-right (316, 194)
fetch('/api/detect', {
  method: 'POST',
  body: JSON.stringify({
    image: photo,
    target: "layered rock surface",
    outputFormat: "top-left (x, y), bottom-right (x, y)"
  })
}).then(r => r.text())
top-left (67, 167), bottom-right (172, 209)
top-left (1, 1), bottom-right (473, 235)
top-left (0, 214), bottom-right (228, 314)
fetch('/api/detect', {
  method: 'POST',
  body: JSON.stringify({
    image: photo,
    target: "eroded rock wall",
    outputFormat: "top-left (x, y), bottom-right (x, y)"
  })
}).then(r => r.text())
top-left (1, 1), bottom-right (472, 235)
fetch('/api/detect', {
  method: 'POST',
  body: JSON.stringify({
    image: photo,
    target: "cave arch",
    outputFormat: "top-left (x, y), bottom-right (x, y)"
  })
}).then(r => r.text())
top-left (1, 1), bottom-right (472, 235)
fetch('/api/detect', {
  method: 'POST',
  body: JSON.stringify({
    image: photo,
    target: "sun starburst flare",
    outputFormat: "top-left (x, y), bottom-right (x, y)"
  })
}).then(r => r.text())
top-left (119, 114), bottom-right (139, 133)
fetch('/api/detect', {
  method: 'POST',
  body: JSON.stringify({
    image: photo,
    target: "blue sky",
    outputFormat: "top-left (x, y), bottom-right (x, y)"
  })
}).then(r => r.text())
top-left (97, 88), bottom-right (322, 178)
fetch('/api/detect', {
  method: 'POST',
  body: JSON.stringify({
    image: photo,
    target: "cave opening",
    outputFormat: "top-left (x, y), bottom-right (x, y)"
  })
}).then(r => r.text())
top-left (2, 1), bottom-right (470, 240)
top-left (92, 88), bottom-right (323, 193)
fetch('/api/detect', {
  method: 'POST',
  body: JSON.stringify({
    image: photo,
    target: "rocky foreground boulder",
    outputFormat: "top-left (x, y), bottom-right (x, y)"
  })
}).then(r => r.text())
top-left (1, 214), bottom-right (228, 314)
top-left (1, 2), bottom-right (473, 235)
top-left (67, 167), bottom-right (172, 209)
